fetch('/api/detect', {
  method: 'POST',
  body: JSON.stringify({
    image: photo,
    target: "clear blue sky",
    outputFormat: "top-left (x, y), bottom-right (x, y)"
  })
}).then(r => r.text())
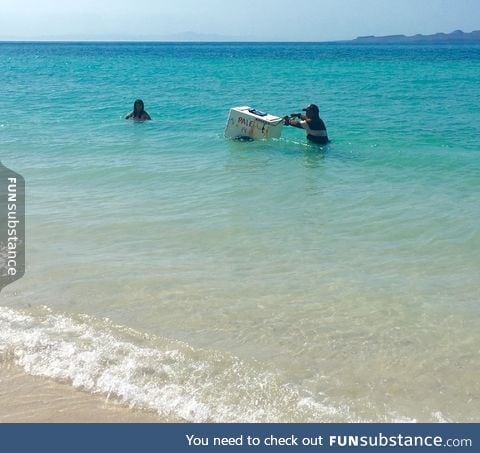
top-left (1, 0), bottom-right (479, 41)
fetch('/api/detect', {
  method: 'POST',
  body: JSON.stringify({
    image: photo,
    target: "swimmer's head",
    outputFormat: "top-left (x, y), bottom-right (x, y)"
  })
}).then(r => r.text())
top-left (302, 104), bottom-right (319, 119)
top-left (134, 99), bottom-right (145, 114)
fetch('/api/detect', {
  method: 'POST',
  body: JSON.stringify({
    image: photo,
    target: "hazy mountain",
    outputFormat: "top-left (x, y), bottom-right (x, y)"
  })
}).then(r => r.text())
top-left (352, 30), bottom-right (480, 44)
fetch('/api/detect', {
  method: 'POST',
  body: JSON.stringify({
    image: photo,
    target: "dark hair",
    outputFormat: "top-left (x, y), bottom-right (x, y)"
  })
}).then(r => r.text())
top-left (133, 99), bottom-right (145, 118)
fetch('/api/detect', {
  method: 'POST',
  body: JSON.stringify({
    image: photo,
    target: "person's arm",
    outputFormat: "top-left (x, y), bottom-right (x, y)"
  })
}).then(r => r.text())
top-left (125, 112), bottom-right (133, 119)
top-left (285, 114), bottom-right (309, 129)
top-left (143, 112), bottom-right (152, 120)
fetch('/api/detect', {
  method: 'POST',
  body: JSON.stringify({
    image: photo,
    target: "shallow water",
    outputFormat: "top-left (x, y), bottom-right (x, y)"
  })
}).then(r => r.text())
top-left (1, 42), bottom-right (479, 421)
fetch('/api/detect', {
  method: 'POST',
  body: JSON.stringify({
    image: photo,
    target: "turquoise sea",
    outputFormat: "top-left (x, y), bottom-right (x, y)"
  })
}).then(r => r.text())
top-left (0, 42), bottom-right (479, 422)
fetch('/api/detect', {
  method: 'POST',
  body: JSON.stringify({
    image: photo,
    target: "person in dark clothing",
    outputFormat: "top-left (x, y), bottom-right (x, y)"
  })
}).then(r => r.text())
top-left (125, 99), bottom-right (152, 121)
top-left (284, 104), bottom-right (329, 144)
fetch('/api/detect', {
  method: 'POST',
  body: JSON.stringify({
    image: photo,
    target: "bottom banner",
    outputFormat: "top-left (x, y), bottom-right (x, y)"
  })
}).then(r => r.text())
top-left (0, 423), bottom-right (477, 452)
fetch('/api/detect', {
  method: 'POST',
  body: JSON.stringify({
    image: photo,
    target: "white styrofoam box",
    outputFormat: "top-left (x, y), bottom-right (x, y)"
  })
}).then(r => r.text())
top-left (224, 106), bottom-right (284, 140)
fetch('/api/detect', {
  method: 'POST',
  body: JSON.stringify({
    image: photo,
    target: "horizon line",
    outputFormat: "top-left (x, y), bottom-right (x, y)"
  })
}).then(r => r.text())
top-left (1, 29), bottom-right (478, 45)
top-left (0, 39), bottom-right (344, 44)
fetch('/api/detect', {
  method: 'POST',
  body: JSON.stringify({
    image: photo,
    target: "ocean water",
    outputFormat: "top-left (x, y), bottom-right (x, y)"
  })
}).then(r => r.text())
top-left (0, 42), bottom-right (479, 422)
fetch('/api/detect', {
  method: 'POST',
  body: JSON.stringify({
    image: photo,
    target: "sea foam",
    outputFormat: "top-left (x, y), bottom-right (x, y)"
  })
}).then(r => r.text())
top-left (0, 305), bottom-right (347, 422)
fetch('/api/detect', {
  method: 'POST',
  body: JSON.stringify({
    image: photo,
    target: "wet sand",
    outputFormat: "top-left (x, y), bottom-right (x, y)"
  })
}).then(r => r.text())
top-left (0, 364), bottom-right (171, 423)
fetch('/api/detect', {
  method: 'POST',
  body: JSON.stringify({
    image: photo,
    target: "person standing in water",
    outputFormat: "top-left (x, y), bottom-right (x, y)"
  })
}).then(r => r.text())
top-left (125, 99), bottom-right (152, 121)
top-left (284, 104), bottom-right (329, 144)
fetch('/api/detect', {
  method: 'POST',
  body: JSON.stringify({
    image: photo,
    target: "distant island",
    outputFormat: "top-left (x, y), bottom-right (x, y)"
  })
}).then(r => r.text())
top-left (351, 30), bottom-right (480, 44)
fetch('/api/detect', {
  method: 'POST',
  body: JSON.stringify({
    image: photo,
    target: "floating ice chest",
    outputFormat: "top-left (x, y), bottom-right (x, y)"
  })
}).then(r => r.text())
top-left (224, 106), bottom-right (284, 140)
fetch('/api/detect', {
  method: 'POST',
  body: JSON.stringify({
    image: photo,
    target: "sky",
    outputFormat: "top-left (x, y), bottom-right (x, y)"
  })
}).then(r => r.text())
top-left (1, 0), bottom-right (479, 41)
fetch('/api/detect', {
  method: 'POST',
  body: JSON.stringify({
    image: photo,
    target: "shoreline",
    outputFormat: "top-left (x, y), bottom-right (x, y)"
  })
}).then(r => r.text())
top-left (0, 363), bottom-right (173, 423)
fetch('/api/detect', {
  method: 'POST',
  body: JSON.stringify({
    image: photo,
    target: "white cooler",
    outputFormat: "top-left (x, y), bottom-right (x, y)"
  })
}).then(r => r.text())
top-left (224, 106), bottom-right (284, 140)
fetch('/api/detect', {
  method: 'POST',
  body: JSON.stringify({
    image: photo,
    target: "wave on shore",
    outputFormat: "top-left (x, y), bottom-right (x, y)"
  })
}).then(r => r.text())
top-left (0, 305), bottom-right (348, 422)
